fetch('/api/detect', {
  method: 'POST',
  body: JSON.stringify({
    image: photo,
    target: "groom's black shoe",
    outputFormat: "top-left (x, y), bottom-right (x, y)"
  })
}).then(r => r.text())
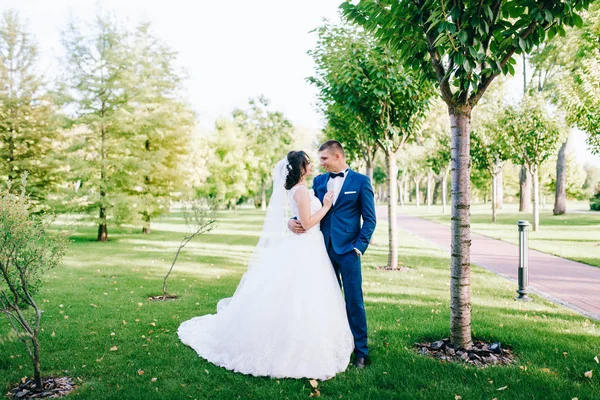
top-left (353, 357), bottom-right (368, 369)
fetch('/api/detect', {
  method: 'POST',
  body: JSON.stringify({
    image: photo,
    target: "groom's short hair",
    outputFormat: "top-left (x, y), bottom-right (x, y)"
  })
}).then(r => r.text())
top-left (318, 140), bottom-right (345, 157)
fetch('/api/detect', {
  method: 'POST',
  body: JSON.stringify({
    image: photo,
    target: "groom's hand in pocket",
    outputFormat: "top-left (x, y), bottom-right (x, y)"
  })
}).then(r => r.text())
top-left (288, 218), bottom-right (306, 235)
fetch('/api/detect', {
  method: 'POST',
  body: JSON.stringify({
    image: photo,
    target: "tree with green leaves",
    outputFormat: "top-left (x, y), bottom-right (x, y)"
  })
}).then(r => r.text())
top-left (310, 19), bottom-right (434, 269)
top-left (470, 82), bottom-right (511, 222)
top-left (423, 101), bottom-right (451, 214)
top-left (61, 14), bottom-right (137, 242)
top-left (321, 102), bottom-right (379, 182)
top-left (343, 0), bottom-right (593, 349)
top-left (426, 135), bottom-right (451, 214)
top-left (203, 119), bottom-right (252, 212)
top-left (128, 23), bottom-right (195, 234)
top-left (504, 94), bottom-right (563, 231)
top-left (0, 10), bottom-right (62, 209)
top-left (233, 96), bottom-right (293, 210)
top-left (0, 175), bottom-right (69, 390)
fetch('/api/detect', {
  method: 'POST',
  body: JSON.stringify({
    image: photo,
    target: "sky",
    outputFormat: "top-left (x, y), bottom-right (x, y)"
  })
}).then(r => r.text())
top-left (6, 0), bottom-right (342, 132)
top-left (4, 0), bottom-right (600, 166)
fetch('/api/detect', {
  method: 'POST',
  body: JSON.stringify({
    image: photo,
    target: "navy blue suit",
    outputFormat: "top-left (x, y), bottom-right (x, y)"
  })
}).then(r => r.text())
top-left (313, 169), bottom-right (376, 358)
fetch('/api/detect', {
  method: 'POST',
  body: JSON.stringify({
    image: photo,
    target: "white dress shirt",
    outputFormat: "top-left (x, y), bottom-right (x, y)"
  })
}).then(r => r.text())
top-left (326, 168), bottom-right (349, 205)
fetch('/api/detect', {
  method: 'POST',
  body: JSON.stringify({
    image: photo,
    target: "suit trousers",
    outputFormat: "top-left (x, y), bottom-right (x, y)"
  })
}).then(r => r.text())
top-left (327, 240), bottom-right (368, 358)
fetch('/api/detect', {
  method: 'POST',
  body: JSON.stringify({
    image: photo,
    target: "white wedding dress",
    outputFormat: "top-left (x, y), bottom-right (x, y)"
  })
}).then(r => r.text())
top-left (178, 182), bottom-right (354, 380)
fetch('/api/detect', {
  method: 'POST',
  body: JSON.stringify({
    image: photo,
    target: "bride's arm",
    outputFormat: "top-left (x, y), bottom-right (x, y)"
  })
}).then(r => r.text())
top-left (293, 186), bottom-right (333, 231)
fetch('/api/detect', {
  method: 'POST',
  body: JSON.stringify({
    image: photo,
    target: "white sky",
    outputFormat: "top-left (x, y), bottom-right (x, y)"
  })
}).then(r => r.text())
top-left (4, 0), bottom-right (600, 166)
top-left (6, 0), bottom-right (342, 131)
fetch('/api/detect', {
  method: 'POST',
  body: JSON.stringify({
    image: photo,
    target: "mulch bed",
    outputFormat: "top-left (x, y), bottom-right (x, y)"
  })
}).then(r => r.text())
top-left (415, 338), bottom-right (516, 367)
top-left (7, 377), bottom-right (75, 399)
top-left (148, 295), bottom-right (179, 301)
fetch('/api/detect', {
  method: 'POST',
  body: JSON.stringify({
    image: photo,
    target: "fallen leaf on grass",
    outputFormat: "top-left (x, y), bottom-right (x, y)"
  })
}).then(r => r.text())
top-left (309, 380), bottom-right (318, 389)
top-left (138, 369), bottom-right (144, 376)
top-left (90, 304), bottom-right (99, 308)
top-left (497, 386), bottom-right (508, 391)
top-left (454, 395), bottom-right (462, 400)
top-left (584, 370), bottom-right (593, 379)
top-left (309, 389), bottom-right (321, 397)
top-left (151, 378), bottom-right (157, 382)
top-left (110, 346), bottom-right (118, 351)
top-left (594, 356), bottom-right (599, 364)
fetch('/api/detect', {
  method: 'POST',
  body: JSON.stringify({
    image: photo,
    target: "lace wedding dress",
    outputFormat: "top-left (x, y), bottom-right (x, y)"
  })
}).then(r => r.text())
top-left (178, 176), bottom-right (353, 380)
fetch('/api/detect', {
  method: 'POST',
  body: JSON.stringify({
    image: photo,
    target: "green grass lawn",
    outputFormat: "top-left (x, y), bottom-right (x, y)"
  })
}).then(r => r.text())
top-left (401, 201), bottom-right (600, 269)
top-left (1, 208), bottom-right (599, 399)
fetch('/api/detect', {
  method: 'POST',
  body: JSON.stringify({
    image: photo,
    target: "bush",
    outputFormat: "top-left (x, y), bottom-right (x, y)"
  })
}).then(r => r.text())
top-left (590, 185), bottom-right (600, 211)
top-left (0, 175), bottom-right (70, 389)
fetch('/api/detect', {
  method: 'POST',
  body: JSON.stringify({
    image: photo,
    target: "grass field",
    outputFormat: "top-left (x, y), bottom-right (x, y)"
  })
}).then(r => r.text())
top-left (1, 208), bottom-right (599, 399)
top-left (401, 201), bottom-right (600, 269)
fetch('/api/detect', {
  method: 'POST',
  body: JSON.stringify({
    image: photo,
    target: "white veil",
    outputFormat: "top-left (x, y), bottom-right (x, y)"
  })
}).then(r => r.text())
top-left (217, 156), bottom-right (290, 312)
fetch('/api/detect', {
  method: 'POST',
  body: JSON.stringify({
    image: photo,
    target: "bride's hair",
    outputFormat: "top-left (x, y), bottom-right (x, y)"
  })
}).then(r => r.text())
top-left (284, 151), bottom-right (310, 190)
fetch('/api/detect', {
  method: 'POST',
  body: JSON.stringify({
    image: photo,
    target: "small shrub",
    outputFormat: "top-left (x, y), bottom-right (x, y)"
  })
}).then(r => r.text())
top-left (0, 175), bottom-right (70, 390)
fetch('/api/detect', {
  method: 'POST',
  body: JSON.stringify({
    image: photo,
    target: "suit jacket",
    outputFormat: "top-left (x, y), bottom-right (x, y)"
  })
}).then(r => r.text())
top-left (313, 169), bottom-right (377, 255)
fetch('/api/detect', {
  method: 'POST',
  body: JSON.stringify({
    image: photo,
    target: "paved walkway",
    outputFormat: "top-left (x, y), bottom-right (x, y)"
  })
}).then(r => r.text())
top-left (376, 206), bottom-right (600, 321)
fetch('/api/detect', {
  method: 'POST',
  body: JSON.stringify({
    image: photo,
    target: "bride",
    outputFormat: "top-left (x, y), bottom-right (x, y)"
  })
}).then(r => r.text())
top-left (178, 150), bottom-right (354, 380)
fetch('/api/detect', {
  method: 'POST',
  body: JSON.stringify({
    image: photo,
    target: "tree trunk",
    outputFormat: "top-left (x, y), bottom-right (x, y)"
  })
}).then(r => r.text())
top-left (142, 213), bottom-right (151, 234)
top-left (553, 139), bottom-right (568, 215)
top-left (427, 172), bottom-right (433, 212)
top-left (97, 207), bottom-right (108, 242)
top-left (32, 335), bottom-right (42, 389)
top-left (491, 174), bottom-right (497, 223)
top-left (98, 120), bottom-right (108, 242)
top-left (495, 168), bottom-right (504, 210)
top-left (398, 177), bottom-right (405, 207)
top-left (532, 166), bottom-right (540, 231)
top-left (442, 173), bottom-right (448, 215)
top-left (365, 159), bottom-right (374, 183)
top-left (432, 180), bottom-right (441, 205)
top-left (261, 183), bottom-right (267, 211)
top-left (449, 109), bottom-right (473, 350)
top-left (386, 151), bottom-right (399, 269)
top-left (519, 165), bottom-right (532, 212)
top-left (414, 178), bottom-right (421, 207)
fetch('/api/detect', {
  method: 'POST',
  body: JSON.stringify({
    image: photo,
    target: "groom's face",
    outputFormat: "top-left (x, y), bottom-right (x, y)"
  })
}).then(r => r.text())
top-left (319, 149), bottom-right (342, 172)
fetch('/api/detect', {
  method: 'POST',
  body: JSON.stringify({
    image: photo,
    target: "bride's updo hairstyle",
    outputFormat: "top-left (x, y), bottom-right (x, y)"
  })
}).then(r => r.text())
top-left (284, 151), bottom-right (310, 190)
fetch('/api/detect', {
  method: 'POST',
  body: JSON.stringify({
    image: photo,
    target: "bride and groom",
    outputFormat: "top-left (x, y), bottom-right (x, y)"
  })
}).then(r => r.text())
top-left (178, 140), bottom-right (377, 380)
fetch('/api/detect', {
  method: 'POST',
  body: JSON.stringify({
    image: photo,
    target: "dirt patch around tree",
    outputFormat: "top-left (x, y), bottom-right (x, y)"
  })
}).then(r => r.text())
top-left (148, 295), bottom-right (179, 301)
top-left (7, 377), bottom-right (76, 399)
top-left (415, 338), bottom-right (516, 367)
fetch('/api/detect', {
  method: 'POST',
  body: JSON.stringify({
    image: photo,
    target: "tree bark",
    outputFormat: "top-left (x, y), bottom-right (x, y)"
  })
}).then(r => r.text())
top-left (386, 151), bottom-right (399, 269)
top-left (532, 166), bottom-right (540, 231)
top-left (553, 139), bottom-right (568, 215)
top-left (414, 177), bottom-right (421, 207)
top-left (519, 165), bottom-right (532, 212)
top-left (491, 174), bottom-right (497, 223)
top-left (142, 213), bottom-right (151, 234)
top-left (261, 182), bottom-right (267, 211)
top-left (427, 172), bottom-right (433, 212)
top-left (97, 207), bottom-right (108, 242)
top-left (441, 173), bottom-right (448, 215)
top-left (398, 176), bottom-right (405, 207)
top-left (432, 179), bottom-right (441, 205)
top-left (97, 119), bottom-right (108, 242)
top-left (495, 168), bottom-right (503, 210)
top-left (32, 335), bottom-right (42, 389)
top-left (449, 109), bottom-right (473, 350)
top-left (365, 159), bottom-right (374, 183)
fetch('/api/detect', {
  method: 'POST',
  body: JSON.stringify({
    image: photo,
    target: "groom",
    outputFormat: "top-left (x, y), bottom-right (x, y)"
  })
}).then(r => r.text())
top-left (288, 140), bottom-right (376, 368)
